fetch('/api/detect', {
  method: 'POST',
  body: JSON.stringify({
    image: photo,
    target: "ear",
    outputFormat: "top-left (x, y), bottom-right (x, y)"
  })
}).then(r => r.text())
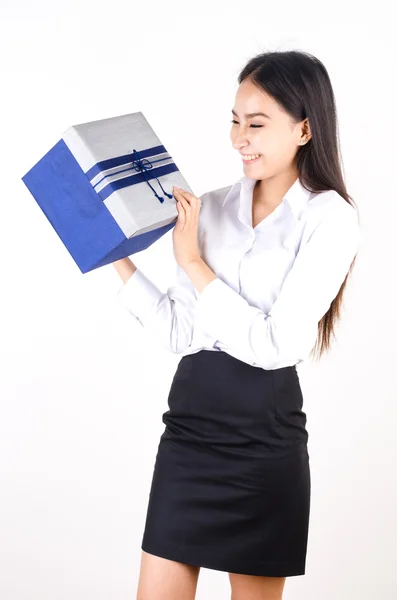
top-left (302, 117), bottom-right (312, 142)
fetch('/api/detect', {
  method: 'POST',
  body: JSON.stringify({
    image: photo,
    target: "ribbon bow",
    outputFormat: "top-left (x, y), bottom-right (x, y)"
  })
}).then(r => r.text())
top-left (130, 148), bottom-right (173, 204)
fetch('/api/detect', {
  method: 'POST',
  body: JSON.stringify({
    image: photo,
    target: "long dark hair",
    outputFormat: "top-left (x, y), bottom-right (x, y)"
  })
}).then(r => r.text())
top-left (237, 50), bottom-right (360, 360)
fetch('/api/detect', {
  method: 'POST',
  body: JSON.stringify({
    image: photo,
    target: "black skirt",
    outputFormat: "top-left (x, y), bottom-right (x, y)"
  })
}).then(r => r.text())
top-left (141, 349), bottom-right (311, 577)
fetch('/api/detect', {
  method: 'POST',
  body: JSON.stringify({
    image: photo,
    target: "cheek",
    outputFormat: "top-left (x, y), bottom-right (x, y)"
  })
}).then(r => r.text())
top-left (267, 135), bottom-right (296, 164)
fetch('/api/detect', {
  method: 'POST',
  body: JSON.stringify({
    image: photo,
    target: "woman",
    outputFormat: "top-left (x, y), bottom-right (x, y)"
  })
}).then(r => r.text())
top-left (113, 50), bottom-right (361, 600)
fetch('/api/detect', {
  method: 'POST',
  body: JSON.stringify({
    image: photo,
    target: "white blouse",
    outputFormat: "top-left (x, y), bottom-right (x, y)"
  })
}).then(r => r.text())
top-left (116, 175), bottom-right (361, 370)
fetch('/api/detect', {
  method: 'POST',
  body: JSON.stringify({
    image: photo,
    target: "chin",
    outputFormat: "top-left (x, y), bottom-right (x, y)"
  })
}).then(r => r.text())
top-left (243, 164), bottom-right (267, 177)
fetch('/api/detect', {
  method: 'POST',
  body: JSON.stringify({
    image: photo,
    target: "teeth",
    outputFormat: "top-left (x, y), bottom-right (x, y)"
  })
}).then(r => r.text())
top-left (242, 154), bottom-right (261, 160)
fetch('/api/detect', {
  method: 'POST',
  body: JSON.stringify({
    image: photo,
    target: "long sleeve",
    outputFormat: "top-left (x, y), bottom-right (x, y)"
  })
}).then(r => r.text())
top-left (195, 203), bottom-right (361, 368)
top-left (116, 263), bottom-right (198, 354)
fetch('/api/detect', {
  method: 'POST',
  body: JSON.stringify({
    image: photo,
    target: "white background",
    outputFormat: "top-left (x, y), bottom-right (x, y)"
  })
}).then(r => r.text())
top-left (1, 1), bottom-right (396, 598)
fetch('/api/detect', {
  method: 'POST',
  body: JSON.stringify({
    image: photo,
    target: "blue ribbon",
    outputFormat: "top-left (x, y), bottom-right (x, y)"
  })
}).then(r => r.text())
top-left (129, 148), bottom-right (173, 204)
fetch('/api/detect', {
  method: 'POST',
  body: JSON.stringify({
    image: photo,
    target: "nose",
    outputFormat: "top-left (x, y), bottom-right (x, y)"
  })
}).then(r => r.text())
top-left (231, 129), bottom-right (250, 150)
top-left (232, 137), bottom-right (249, 150)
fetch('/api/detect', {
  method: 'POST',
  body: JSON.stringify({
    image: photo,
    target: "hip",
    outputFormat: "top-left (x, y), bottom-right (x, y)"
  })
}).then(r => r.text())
top-left (162, 350), bottom-right (309, 452)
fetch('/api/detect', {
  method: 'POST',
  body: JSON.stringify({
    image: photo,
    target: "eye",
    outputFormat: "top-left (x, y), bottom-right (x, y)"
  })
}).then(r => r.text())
top-left (230, 120), bottom-right (263, 128)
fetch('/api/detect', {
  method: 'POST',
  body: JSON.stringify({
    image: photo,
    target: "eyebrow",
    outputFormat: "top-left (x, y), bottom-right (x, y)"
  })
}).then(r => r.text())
top-left (231, 109), bottom-right (271, 119)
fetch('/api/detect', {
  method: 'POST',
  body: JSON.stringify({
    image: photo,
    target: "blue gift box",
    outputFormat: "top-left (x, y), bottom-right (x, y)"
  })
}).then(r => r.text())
top-left (21, 111), bottom-right (194, 273)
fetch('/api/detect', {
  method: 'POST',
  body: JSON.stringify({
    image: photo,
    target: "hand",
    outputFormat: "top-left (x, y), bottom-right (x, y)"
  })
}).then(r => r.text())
top-left (172, 186), bottom-right (202, 269)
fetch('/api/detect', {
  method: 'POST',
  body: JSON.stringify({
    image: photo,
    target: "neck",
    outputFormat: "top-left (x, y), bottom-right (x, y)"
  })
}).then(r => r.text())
top-left (254, 168), bottom-right (299, 207)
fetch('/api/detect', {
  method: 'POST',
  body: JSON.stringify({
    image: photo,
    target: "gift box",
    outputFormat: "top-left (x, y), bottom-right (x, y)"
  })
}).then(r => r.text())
top-left (21, 111), bottom-right (194, 273)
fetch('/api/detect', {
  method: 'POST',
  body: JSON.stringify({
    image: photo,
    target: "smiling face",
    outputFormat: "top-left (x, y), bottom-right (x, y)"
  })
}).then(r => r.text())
top-left (230, 78), bottom-right (310, 179)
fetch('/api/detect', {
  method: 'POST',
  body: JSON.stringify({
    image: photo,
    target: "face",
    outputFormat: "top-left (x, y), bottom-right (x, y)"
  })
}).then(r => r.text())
top-left (230, 78), bottom-right (309, 178)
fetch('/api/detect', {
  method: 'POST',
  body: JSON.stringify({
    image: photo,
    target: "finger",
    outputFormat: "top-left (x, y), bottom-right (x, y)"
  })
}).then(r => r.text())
top-left (176, 188), bottom-right (192, 199)
top-left (176, 195), bottom-right (186, 222)
top-left (195, 196), bottom-right (202, 216)
top-left (175, 189), bottom-right (200, 220)
top-left (181, 190), bottom-right (201, 216)
top-left (175, 188), bottom-right (195, 206)
top-left (174, 188), bottom-right (186, 200)
top-left (185, 194), bottom-right (201, 220)
top-left (177, 194), bottom-right (192, 217)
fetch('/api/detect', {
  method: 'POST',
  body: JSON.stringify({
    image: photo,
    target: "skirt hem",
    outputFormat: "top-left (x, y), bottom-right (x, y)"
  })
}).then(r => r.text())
top-left (141, 540), bottom-right (306, 578)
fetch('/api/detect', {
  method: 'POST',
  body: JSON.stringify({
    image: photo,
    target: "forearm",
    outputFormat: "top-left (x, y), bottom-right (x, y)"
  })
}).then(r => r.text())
top-left (115, 259), bottom-right (199, 354)
top-left (112, 257), bottom-right (137, 284)
top-left (182, 258), bottom-right (217, 293)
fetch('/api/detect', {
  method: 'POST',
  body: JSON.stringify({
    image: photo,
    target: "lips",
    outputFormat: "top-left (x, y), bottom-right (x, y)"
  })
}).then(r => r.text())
top-left (241, 154), bottom-right (262, 163)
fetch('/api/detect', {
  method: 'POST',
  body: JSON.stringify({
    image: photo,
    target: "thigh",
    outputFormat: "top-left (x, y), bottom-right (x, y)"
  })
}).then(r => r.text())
top-left (136, 550), bottom-right (201, 600)
top-left (229, 573), bottom-right (286, 600)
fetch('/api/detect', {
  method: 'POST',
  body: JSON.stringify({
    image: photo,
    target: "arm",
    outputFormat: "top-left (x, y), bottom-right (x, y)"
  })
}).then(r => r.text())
top-left (112, 257), bottom-right (137, 283)
top-left (194, 203), bottom-right (361, 368)
top-left (115, 258), bottom-right (199, 354)
top-left (114, 192), bottom-right (211, 354)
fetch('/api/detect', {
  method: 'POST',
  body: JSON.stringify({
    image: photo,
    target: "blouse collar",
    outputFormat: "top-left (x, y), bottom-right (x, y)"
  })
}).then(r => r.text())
top-left (221, 175), bottom-right (313, 226)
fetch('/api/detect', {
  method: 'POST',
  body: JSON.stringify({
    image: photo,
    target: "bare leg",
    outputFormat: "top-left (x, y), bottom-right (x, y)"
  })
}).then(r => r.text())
top-left (136, 550), bottom-right (201, 600)
top-left (229, 573), bottom-right (286, 600)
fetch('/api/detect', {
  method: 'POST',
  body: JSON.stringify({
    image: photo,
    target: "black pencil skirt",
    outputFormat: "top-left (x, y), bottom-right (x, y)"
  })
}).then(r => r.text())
top-left (140, 349), bottom-right (311, 577)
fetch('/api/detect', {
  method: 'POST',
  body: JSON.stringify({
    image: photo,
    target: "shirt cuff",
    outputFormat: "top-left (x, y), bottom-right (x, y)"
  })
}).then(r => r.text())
top-left (116, 267), bottom-right (164, 323)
